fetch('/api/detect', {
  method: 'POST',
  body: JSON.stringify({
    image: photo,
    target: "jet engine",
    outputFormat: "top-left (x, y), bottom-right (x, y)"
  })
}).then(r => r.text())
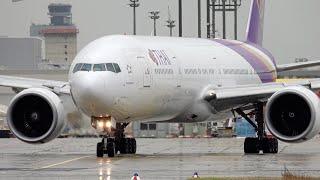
top-left (7, 88), bottom-right (65, 144)
top-left (266, 86), bottom-right (320, 143)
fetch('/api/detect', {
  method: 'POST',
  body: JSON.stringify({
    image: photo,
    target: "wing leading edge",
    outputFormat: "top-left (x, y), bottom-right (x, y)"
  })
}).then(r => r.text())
top-left (203, 79), bottom-right (320, 111)
top-left (0, 75), bottom-right (70, 95)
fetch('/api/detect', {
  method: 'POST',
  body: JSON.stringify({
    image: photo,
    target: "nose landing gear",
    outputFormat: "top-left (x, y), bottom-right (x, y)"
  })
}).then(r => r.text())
top-left (97, 138), bottom-right (116, 157)
top-left (96, 122), bottom-right (137, 158)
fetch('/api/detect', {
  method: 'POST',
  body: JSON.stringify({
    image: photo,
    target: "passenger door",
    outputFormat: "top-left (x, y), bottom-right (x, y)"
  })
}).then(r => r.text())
top-left (137, 56), bottom-right (152, 88)
top-left (172, 57), bottom-right (182, 87)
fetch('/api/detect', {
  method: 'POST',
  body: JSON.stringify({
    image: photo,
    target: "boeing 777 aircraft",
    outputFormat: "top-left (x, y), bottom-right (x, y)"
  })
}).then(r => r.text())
top-left (2, 0), bottom-right (320, 157)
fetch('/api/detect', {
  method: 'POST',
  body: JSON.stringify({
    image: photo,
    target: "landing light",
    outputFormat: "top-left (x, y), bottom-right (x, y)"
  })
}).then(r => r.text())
top-left (98, 121), bottom-right (104, 128)
top-left (106, 121), bottom-right (112, 128)
top-left (91, 116), bottom-right (114, 130)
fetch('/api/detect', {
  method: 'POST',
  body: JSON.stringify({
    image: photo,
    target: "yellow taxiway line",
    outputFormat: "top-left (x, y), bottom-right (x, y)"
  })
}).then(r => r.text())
top-left (33, 155), bottom-right (92, 170)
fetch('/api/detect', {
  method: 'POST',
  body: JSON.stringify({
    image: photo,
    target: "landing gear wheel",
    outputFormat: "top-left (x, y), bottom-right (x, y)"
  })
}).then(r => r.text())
top-left (263, 138), bottom-right (278, 154)
top-left (107, 142), bottom-right (115, 157)
top-left (96, 142), bottom-right (104, 157)
top-left (119, 138), bottom-right (137, 154)
top-left (126, 138), bottom-right (131, 154)
top-left (131, 138), bottom-right (137, 154)
top-left (96, 123), bottom-right (136, 157)
top-left (128, 138), bottom-right (134, 154)
top-left (244, 137), bottom-right (259, 154)
top-left (237, 102), bottom-right (279, 155)
top-left (119, 138), bottom-right (129, 154)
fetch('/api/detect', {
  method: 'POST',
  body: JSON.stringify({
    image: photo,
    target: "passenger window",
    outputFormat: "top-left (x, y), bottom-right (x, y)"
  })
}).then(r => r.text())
top-left (149, 123), bottom-right (157, 130)
top-left (80, 63), bottom-right (92, 71)
top-left (73, 63), bottom-right (83, 73)
top-left (113, 63), bottom-right (121, 73)
top-left (106, 63), bottom-right (116, 73)
top-left (93, 64), bottom-right (106, 71)
top-left (140, 123), bottom-right (148, 130)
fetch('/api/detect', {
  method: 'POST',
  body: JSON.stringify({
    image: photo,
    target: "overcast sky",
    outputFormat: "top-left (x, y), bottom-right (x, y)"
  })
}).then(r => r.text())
top-left (0, 0), bottom-right (320, 64)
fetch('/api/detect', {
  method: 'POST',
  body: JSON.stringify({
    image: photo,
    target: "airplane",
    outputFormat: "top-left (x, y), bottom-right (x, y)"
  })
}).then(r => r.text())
top-left (2, 0), bottom-right (320, 158)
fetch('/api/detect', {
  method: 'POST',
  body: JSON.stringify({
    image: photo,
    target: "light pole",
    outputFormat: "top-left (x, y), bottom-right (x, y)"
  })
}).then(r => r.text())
top-left (198, 0), bottom-right (201, 38)
top-left (149, 11), bottom-right (160, 36)
top-left (166, 7), bottom-right (175, 37)
top-left (166, 20), bottom-right (175, 37)
top-left (128, 0), bottom-right (140, 35)
top-left (178, 0), bottom-right (182, 37)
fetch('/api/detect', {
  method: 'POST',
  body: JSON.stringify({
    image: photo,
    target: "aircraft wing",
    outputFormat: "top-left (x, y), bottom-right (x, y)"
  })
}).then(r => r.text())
top-left (277, 60), bottom-right (320, 72)
top-left (0, 75), bottom-right (70, 95)
top-left (203, 79), bottom-right (320, 111)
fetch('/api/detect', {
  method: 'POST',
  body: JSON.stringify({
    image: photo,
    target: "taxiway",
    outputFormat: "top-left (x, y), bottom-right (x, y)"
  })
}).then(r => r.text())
top-left (1, 137), bottom-right (320, 179)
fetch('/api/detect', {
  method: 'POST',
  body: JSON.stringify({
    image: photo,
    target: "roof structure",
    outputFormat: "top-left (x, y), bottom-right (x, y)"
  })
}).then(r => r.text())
top-left (40, 26), bottom-right (78, 34)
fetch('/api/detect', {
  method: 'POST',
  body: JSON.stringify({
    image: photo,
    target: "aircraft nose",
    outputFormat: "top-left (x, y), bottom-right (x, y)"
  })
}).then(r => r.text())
top-left (73, 73), bottom-right (103, 94)
top-left (70, 73), bottom-right (107, 114)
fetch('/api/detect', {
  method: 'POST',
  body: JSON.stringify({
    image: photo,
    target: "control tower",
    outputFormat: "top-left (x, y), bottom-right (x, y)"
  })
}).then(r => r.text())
top-left (48, 3), bottom-right (72, 26)
top-left (30, 3), bottom-right (79, 69)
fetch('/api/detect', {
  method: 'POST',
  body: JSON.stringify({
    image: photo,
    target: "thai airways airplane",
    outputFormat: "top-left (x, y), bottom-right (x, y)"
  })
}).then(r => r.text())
top-left (1, 0), bottom-right (320, 157)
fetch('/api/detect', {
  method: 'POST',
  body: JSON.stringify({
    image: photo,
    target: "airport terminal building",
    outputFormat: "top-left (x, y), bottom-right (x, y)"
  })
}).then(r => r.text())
top-left (0, 37), bottom-right (43, 70)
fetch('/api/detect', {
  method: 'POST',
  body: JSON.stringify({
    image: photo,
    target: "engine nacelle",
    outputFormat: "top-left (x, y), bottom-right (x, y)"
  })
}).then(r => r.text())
top-left (7, 88), bottom-right (65, 144)
top-left (266, 86), bottom-right (320, 143)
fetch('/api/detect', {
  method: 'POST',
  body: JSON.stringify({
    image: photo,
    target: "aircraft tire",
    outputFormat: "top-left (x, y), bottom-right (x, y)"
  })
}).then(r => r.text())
top-left (244, 137), bottom-right (259, 154)
top-left (131, 138), bottom-right (137, 154)
top-left (96, 142), bottom-right (104, 157)
top-left (107, 142), bottom-right (115, 157)
top-left (263, 138), bottom-right (278, 154)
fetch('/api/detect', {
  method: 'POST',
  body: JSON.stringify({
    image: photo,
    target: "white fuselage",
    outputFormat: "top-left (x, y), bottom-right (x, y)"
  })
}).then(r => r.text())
top-left (69, 35), bottom-right (276, 123)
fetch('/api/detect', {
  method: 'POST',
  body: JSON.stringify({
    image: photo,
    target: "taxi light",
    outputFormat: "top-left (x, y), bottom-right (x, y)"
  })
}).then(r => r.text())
top-left (98, 121), bottom-right (104, 128)
top-left (106, 121), bottom-right (112, 128)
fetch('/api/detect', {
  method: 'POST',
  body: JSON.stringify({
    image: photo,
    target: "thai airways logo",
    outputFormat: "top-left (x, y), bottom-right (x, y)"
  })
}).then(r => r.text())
top-left (148, 49), bottom-right (171, 66)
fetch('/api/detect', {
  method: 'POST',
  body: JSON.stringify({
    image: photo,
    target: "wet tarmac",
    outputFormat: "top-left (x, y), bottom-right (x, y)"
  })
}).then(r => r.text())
top-left (1, 137), bottom-right (320, 180)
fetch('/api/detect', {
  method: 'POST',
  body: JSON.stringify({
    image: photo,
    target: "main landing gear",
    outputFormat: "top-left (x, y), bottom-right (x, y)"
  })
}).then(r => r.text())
top-left (235, 102), bottom-right (278, 154)
top-left (96, 123), bottom-right (137, 158)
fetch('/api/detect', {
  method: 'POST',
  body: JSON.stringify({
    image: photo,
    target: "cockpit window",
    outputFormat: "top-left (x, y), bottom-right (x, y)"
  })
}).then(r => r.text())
top-left (80, 63), bottom-right (92, 71)
top-left (73, 63), bottom-right (121, 73)
top-left (113, 63), bottom-right (121, 73)
top-left (93, 64), bottom-right (106, 71)
top-left (106, 63), bottom-right (116, 73)
top-left (73, 63), bottom-right (83, 73)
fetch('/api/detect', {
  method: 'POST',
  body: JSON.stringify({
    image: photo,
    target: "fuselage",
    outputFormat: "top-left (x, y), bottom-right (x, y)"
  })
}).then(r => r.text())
top-left (69, 35), bottom-right (276, 123)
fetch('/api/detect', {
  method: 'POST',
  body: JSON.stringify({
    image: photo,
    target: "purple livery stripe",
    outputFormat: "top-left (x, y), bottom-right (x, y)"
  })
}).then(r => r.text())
top-left (248, 42), bottom-right (276, 66)
top-left (246, 0), bottom-right (265, 45)
top-left (213, 39), bottom-right (276, 83)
